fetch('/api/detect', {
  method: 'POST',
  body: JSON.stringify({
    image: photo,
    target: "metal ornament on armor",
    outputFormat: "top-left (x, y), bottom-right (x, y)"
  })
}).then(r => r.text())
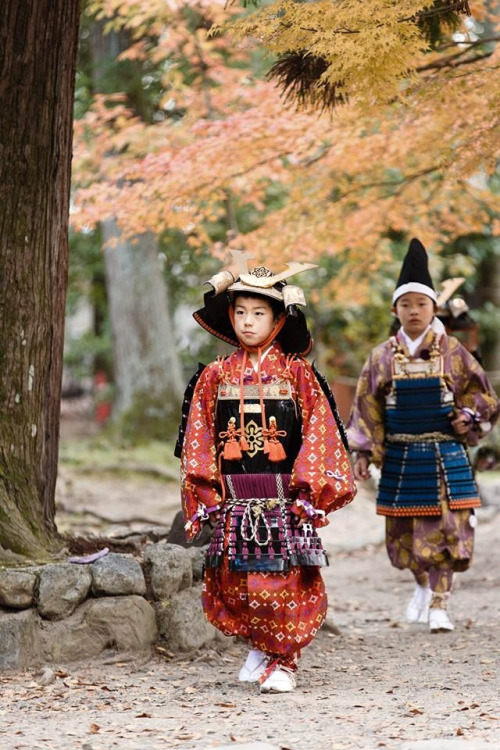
top-left (216, 376), bottom-right (301, 473)
top-left (204, 270), bottom-right (235, 295)
top-left (391, 335), bottom-right (444, 379)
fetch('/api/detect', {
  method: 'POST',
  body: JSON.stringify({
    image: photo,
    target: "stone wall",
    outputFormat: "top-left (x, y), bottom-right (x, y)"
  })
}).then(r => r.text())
top-left (0, 543), bottom-right (225, 671)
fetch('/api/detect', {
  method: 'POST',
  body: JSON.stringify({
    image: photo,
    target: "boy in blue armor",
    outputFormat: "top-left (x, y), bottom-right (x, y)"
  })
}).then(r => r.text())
top-left (347, 238), bottom-right (499, 632)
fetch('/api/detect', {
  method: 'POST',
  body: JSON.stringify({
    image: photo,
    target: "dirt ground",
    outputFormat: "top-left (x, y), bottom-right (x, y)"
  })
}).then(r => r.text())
top-left (2, 421), bottom-right (499, 750)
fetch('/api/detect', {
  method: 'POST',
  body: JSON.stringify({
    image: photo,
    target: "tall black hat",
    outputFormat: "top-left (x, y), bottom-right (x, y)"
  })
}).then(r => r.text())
top-left (392, 238), bottom-right (437, 305)
top-left (193, 252), bottom-right (317, 356)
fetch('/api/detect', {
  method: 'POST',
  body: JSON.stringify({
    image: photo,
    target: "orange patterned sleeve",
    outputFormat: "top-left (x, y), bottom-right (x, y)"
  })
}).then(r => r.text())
top-left (289, 358), bottom-right (356, 526)
top-left (180, 363), bottom-right (223, 541)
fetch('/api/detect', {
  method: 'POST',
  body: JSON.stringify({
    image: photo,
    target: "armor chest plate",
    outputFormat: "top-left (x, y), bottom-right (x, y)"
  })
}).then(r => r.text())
top-left (386, 374), bottom-right (454, 436)
top-left (216, 380), bottom-right (301, 473)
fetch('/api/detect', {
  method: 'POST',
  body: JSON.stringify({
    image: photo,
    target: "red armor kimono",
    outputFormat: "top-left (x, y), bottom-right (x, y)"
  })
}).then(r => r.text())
top-left (181, 342), bottom-right (356, 669)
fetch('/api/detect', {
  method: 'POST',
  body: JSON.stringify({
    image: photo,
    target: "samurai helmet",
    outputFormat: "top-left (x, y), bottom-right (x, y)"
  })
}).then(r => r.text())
top-left (193, 251), bottom-right (317, 355)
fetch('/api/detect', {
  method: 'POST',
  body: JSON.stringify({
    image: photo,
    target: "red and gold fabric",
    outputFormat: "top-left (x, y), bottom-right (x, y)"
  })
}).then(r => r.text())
top-left (181, 341), bottom-right (356, 664)
top-left (181, 343), bottom-right (355, 539)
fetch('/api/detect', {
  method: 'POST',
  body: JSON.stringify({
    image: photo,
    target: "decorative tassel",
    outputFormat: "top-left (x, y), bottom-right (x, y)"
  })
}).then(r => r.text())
top-left (240, 433), bottom-right (249, 452)
top-left (224, 440), bottom-right (242, 460)
top-left (264, 416), bottom-right (287, 463)
top-left (219, 417), bottom-right (242, 461)
top-left (268, 440), bottom-right (287, 462)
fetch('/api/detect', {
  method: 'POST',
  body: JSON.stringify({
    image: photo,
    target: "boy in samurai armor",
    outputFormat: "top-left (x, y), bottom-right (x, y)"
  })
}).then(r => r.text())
top-left (178, 253), bottom-right (356, 693)
top-left (348, 238), bottom-right (499, 633)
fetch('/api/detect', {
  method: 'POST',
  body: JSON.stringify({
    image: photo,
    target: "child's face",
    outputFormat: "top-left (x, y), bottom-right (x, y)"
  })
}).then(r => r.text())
top-left (233, 295), bottom-right (278, 348)
top-left (394, 292), bottom-right (435, 340)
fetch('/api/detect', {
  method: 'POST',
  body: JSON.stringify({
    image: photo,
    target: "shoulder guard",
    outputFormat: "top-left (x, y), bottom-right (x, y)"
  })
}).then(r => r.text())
top-left (173, 363), bottom-right (207, 459)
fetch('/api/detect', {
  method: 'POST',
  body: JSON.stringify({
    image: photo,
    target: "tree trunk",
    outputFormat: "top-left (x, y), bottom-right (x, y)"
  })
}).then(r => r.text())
top-left (477, 242), bottom-right (500, 388)
top-left (86, 21), bottom-right (184, 442)
top-left (0, 1), bottom-right (80, 559)
top-left (103, 222), bottom-right (184, 440)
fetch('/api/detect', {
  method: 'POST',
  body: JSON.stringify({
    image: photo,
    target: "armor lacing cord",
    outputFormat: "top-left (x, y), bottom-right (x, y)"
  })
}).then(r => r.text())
top-left (386, 431), bottom-right (456, 444)
top-left (282, 353), bottom-right (296, 382)
top-left (217, 451), bottom-right (227, 505)
top-left (240, 499), bottom-right (273, 546)
top-left (184, 502), bottom-right (221, 532)
top-left (257, 346), bottom-right (269, 454)
top-left (224, 474), bottom-right (287, 547)
top-left (254, 344), bottom-right (288, 460)
top-left (239, 349), bottom-right (250, 452)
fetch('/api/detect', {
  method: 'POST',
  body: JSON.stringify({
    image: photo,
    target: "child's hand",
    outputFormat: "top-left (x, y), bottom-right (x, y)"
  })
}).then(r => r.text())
top-left (207, 512), bottom-right (221, 528)
top-left (291, 509), bottom-right (309, 528)
top-left (451, 413), bottom-right (471, 435)
top-left (353, 455), bottom-right (370, 481)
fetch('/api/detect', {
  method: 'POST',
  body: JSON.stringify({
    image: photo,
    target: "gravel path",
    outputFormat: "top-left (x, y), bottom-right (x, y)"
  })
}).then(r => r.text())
top-left (2, 487), bottom-right (499, 750)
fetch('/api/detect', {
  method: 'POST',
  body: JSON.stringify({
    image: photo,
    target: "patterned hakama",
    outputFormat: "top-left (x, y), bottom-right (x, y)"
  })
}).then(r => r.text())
top-left (203, 563), bottom-right (326, 668)
top-left (386, 493), bottom-right (474, 593)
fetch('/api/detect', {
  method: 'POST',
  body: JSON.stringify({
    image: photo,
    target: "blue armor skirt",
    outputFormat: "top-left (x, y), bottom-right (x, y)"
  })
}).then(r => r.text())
top-left (377, 376), bottom-right (480, 516)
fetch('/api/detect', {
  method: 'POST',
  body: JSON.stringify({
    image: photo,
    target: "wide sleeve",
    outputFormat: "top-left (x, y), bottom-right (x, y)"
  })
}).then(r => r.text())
top-left (346, 348), bottom-right (388, 466)
top-left (180, 363), bottom-right (223, 541)
top-left (447, 338), bottom-right (500, 444)
top-left (288, 359), bottom-right (356, 526)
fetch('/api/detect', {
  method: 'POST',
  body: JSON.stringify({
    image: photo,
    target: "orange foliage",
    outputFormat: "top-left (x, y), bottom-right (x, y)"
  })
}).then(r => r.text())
top-left (73, 0), bottom-right (500, 290)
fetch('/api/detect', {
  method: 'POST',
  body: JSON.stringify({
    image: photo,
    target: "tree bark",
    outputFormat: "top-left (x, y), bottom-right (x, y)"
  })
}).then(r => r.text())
top-left (0, 1), bottom-right (80, 558)
top-left (103, 222), bottom-right (184, 440)
top-left (477, 243), bottom-right (500, 383)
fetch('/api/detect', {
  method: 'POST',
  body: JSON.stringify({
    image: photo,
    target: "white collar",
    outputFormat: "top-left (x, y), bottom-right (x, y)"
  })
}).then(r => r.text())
top-left (251, 346), bottom-right (272, 371)
top-left (399, 317), bottom-right (445, 356)
top-left (400, 325), bottom-right (431, 356)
